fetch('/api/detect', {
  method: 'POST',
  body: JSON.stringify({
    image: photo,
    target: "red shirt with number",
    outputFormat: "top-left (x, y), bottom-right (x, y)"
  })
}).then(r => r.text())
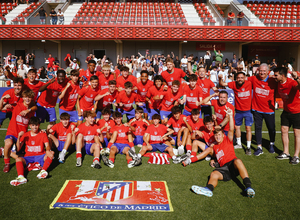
top-left (161, 68), bottom-right (186, 87)
top-left (197, 78), bottom-right (215, 99)
top-left (137, 80), bottom-right (154, 102)
top-left (116, 90), bottom-right (139, 112)
top-left (167, 115), bottom-right (186, 136)
top-left (21, 131), bottom-right (49, 157)
top-left (78, 85), bottom-right (100, 111)
top-left (277, 78), bottom-right (300, 114)
top-left (96, 89), bottom-right (118, 110)
top-left (146, 85), bottom-right (164, 109)
top-left (211, 100), bottom-right (235, 131)
top-left (59, 81), bottom-right (80, 111)
top-left (184, 85), bottom-right (203, 112)
top-left (228, 80), bottom-right (252, 111)
top-left (1, 89), bottom-right (23, 113)
top-left (213, 135), bottom-right (237, 167)
top-left (160, 88), bottom-right (183, 111)
top-left (145, 124), bottom-right (168, 144)
top-left (248, 75), bottom-right (276, 113)
top-left (38, 79), bottom-right (68, 108)
top-left (110, 124), bottom-right (130, 144)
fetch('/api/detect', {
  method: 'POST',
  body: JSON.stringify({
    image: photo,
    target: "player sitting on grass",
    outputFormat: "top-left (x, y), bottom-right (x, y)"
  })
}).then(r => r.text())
top-left (128, 114), bottom-right (182, 164)
top-left (75, 111), bottom-right (102, 169)
top-left (129, 107), bottom-right (150, 148)
top-left (3, 89), bottom-right (36, 173)
top-left (97, 108), bottom-right (115, 149)
top-left (47, 113), bottom-right (76, 163)
top-left (190, 108), bottom-right (255, 198)
top-left (101, 111), bottom-right (138, 169)
top-left (167, 106), bottom-right (189, 155)
top-left (10, 117), bottom-right (54, 186)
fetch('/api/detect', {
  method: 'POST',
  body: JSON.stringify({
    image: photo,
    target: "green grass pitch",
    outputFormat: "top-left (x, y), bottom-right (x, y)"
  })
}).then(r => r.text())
top-left (0, 107), bottom-right (299, 220)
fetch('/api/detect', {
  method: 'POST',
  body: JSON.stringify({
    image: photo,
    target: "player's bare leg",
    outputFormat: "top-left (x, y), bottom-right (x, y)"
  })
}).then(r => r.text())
top-left (90, 143), bottom-right (101, 169)
top-left (109, 146), bottom-right (118, 161)
top-left (281, 126), bottom-right (290, 155)
top-left (75, 134), bottom-right (84, 167)
top-left (207, 170), bottom-right (223, 188)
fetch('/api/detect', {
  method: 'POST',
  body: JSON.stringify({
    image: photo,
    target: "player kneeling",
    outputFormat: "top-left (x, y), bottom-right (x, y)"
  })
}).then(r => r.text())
top-left (47, 113), bottom-right (76, 163)
top-left (10, 117), bottom-right (54, 186)
top-left (102, 111), bottom-right (139, 168)
top-left (75, 111), bottom-right (102, 169)
top-left (128, 114), bottom-right (180, 163)
top-left (190, 108), bottom-right (255, 198)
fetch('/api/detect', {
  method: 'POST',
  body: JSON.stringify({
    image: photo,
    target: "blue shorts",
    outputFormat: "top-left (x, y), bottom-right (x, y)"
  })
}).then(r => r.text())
top-left (102, 137), bottom-right (109, 148)
top-left (170, 135), bottom-right (182, 146)
top-left (36, 103), bottom-right (57, 122)
top-left (205, 144), bottom-right (209, 150)
top-left (160, 110), bottom-right (172, 120)
top-left (235, 110), bottom-right (253, 127)
top-left (224, 130), bottom-right (228, 136)
top-left (5, 135), bottom-right (17, 144)
top-left (112, 143), bottom-right (130, 154)
top-left (139, 103), bottom-right (150, 115)
top-left (85, 143), bottom-right (93, 156)
top-left (96, 109), bottom-right (103, 119)
top-left (59, 108), bottom-right (78, 123)
top-left (201, 105), bottom-right (212, 117)
top-left (120, 108), bottom-right (135, 120)
top-left (24, 154), bottom-right (45, 166)
top-left (151, 143), bottom-right (168, 152)
top-left (0, 111), bottom-right (11, 125)
top-left (148, 108), bottom-right (160, 120)
top-left (133, 135), bottom-right (143, 145)
top-left (183, 108), bottom-right (201, 117)
top-left (57, 140), bottom-right (65, 152)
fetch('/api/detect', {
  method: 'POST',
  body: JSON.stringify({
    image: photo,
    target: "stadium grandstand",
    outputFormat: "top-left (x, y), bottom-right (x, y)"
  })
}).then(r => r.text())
top-left (0, 0), bottom-right (299, 70)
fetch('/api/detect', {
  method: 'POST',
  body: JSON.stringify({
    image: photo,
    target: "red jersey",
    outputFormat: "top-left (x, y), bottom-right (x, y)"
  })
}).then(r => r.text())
top-left (197, 78), bottom-right (215, 99)
top-left (248, 75), bottom-right (276, 113)
top-left (146, 85), bottom-right (164, 109)
top-left (183, 85), bottom-right (203, 112)
top-left (76, 123), bottom-right (99, 144)
top-left (78, 85), bottom-right (100, 111)
top-left (6, 103), bottom-right (35, 137)
top-left (110, 124), bottom-right (130, 144)
top-left (200, 128), bottom-right (215, 146)
top-left (97, 119), bottom-right (115, 138)
top-left (38, 79), bottom-right (68, 108)
top-left (161, 68), bottom-right (186, 87)
top-left (211, 100), bottom-right (235, 131)
top-left (228, 81), bottom-right (252, 111)
top-left (213, 135), bottom-right (237, 167)
top-left (277, 78), bottom-right (300, 114)
top-left (59, 81), bottom-right (80, 111)
top-left (186, 115), bottom-right (204, 132)
top-left (129, 119), bottom-right (148, 136)
top-left (136, 80), bottom-right (154, 102)
top-left (1, 89), bottom-right (23, 113)
top-left (116, 90), bottom-right (139, 111)
top-left (167, 115), bottom-right (186, 136)
top-left (47, 57), bottom-right (55, 69)
top-left (145, 124), bottom-right (168, 144)
top-left (80, 69), bottom-right (102, 84)
top-left (160, 88), bottom-right (183, 111)
top-left (50, 122), bottom-right (74, 142)
top-left (116, 75), bottom-right (137, 89)
top-left (23, 78), bottom-right (45, 101)
top-left (21, 131), bottom-right (49, 157)
top-left (98, 74), bottom-right (115, 90)
top-left (96, 89), bottom-right (118, 110)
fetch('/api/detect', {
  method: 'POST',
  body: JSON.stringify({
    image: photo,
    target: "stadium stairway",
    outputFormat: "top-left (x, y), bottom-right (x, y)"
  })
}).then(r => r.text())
top-left (64, 3), bottom-right (82, 25)
top-left (5, 4), bottom-right (28, 25)
top-left (180, 4), bottom-right (203, 25)
top-left (232, 0), bottom-right (265, 26)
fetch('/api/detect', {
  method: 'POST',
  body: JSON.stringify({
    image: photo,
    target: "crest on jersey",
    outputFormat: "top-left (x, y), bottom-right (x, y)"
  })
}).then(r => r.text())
top-left (171, 77), bottom-right (173, 80)
top-left (190, 93), bottom-right (193, 96)
top-left (261, 84), bottom-right (265, 88)
top-left (91, 94), bottom-right (93, 97)
top-left (242, 88), bottom-right (245, 91)
top-left (218, 109), bottom-right (220, 113)
top-left (128, 100), bottom-right (130, 103)
top-left (171, 98), bottom-right (173, 101)
top-left (108, 98), bottom-right (111, 101)
top-left (88, 131), bottom-right (91, 134)
top-left (105, 82), bottom-right (108, 84)
top-left (119, 130), bottom-right (122, 132)
top-left (31, 141), bottom-right (35, 145)
top-left (64, 132), bottom-right (66, 135)
top-left (201, 83), bottom-right (204, 87)
top-left (143, 88), bottom-right (145, 91)
top-left (154, 131), bottom-right (157, 135)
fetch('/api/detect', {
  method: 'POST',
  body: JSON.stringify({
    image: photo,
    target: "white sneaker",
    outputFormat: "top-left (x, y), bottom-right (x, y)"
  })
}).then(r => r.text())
top-left (178, 145), bottom-right (185, 155)
top-left (37, 170), bottom-right (48, 179)
top-left (76, 157), bottom-right (82, 167)
top-left (205, 155), bottom-right (211, 161)
top-left (234, 144), bottom-right (243, 149)
top-left (173, 148), bottom-right (179, 156)
top-left (102, 155), bottom-right (114, 168)
top-left (128, 160), bottom-right (135, 168)
top-left (58, 151), bottom-right (65, 163)
top-left (91, 160), bottom-right (101, 169)
top-left (10, 176), bottom-right (27, 186)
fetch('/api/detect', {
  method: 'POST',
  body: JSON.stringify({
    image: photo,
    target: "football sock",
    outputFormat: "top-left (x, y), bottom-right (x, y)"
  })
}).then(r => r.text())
top-left (127, 158), bottom-right (132, 164)
top-left (16, 161), bottom-right (24, 176)
top-left (76, 152), bottom-right (82, 158)
top-left (247, 141), bottom-right (251, 149)
top-left (243, 177), bottom-right (252, 188)
top-left (206, 184), bottom-right (214, 192)
top-left (4, 158), bottom-right (10, 164)
top-left (236, 137), bottom-right (241, 145)
top-left (186, 145), bottom-right (192, 152)
top-left (129, 142), bottom-right (134, 148)
top-left (42, 157), bottom-right (53, 171)
top-left (93, 157), bottom-right (99, 162)
top-left (62, 149), bottom-right (67, 154)
top-left (191, 152), bottom-right (197, 157)
top-left (107, 142), bottom-right (113, 149)
top-left (109, 158), bottom-right (115, 163)
top-left (191, 156), bottom-right (198, 163)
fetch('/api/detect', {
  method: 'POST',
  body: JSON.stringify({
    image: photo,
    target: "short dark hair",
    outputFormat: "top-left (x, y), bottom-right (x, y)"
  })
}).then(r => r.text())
top-left (135, 106), bottom-right (144, 114)
top-left (83, 110), bottom-right (96, 118)
top-left (28, 69), bottom-right (37, 74)
top-left (70, 69), bottom-right (79, 76)
top-left (213, 128), bottom-right (224, 134)
top-left (13, 77), bottom-right (24, 84)
top-left (124, 81), bottom-right (133, 88)
top-left (171, 106), bottom-right (181, 115)
top-left (140, 70), bottom-right (149, 75)
top-left (113, 111), bottom-right (122, 119)
top-left (154, 75), bottom-right (164, 83)
top-left (29, 116), bottom-right (40, 125)
top-left (88, 60), bottom-right (96, 65)
top-left (191, 109), bottom-right (200, 115)
top-left (57, 69), bottom-right (66, 76)
top-left (166, 58), bottom-right (174, 63)
top-left (22, 89), bottom-right (34, 98)
top-left (189, 74), bottom-right (198, 82)
top-left (172, 80), bottom-right (180, 87)
top-left (236, 71), bottom-right (245, 77)
top-left (109, 80), bottom-right (117, 85)
top-left (203, 116), bottom-right (214, 124)
top-left (90, 75), bottom-right (99, 81)
top-left (121, 66), bottom-right (129, 72)
top-left (274, 67), bottom-right (287, 77)
top-left (60, 113), bottom-right (70, 120)
top-left (219, 90), bottom-right (228, 96)
top-left (152, 114), bottom-right (161, 120)
top-left (102, 107), bottom-right (111, 115)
